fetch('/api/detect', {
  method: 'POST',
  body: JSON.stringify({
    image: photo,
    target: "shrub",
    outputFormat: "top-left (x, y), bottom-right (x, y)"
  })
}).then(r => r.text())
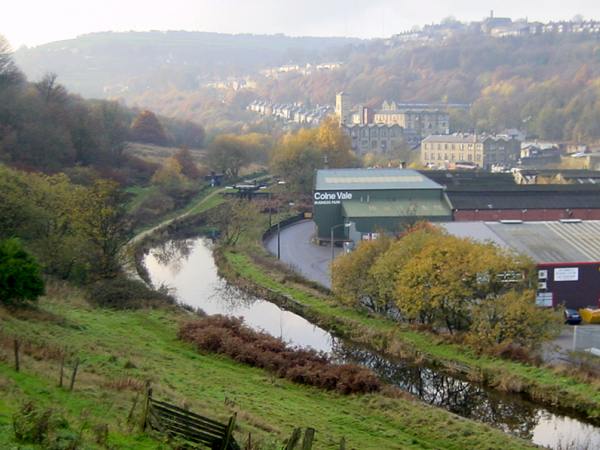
top-left (0, 238), bottom-right (45, 306)
top-left (179, 315), bottom-right (380, 394)
top-left (87, 276), bottom-right (175, 309)
top-left (13, 402), bottom-right (52, 443)
top-left (13, 402), bottom-right (77, 448)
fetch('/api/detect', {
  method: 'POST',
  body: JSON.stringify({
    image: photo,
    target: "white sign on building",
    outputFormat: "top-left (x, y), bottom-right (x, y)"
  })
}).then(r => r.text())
top-left (536, 292), bottom-right (553, 307)
top-left (554, 267), bottom-right (579, 282)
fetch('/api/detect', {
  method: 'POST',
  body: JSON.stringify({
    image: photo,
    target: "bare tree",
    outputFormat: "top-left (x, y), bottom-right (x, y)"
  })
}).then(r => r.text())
top-left (35, 72), bottom-right (67, 104)
top-left (0, 35), bottom-right (24, 88)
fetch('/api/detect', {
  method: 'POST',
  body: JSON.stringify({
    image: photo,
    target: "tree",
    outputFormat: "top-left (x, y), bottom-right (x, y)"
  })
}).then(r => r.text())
top-left (72, 180), bottom-right (130, 278)
top-left (270, 129), bottom-right (322, 193)
top-left (35, 72), bottom-right (67, 104)
top-left (0, 35), bottom-right (24, 89)
top-left (270, 119), bottom-right (359, 194)
top-left (151, 156), bottom-right (195, 204)
top-left (368, 224), bottom-right (441, 313)
top-left (130, 110), bottom-right (167, 145)
top-left (0, 238), bottom-right (45, 305)
top-left (468, 290), bottom-right (561, 351)
top-left (332, 235), bottom-right (391, 312)
top-left (208, 199), bottom-right (257, 246)
top-left (315, 117), bottom-right (359, 168)
top-left (173, 148), bottom-right (201, 179)
top-left (206, 135), bottom-right (251, 178)
top-left (394, 234), bottom-right (533, 333)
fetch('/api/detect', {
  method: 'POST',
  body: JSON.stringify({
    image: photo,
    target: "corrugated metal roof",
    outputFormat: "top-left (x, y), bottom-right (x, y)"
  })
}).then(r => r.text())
top-left (448, 190), bottom-right (600, 210)
top-left (342, 199), bottom-right (451, 218)
top-left (442, 221), bottom-right (600, 263)
top-left (315, 168), bottom-right (443, 191)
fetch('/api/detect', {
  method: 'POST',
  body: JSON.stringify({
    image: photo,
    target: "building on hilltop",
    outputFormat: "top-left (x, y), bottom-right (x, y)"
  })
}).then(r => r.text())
top-left (421, 133), bottom-right (520, 170)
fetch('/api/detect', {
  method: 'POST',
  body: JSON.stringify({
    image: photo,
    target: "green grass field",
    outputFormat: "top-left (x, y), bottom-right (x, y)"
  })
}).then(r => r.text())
top-left (0, 282), bottom-right (536, 449)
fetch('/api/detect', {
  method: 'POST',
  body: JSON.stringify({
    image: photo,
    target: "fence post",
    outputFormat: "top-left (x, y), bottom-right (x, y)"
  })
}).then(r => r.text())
top-left (69, 358), bottom-right (80, 391)
top-left (221, 412), bottom-right (236, 450)
top-left (140, 385), bottom-right (152, 431)
top-left (13, 339), bottom-right (20, 372)
top-left (127, 391), bottom-right (140, 426)
top-left (58, 354), bottom-right (65, 387)
top-left (339, 437), bottom-right (346, 450)
top-left (301, 428), bottom-right (315, 450)
top-left (285, 428), bottom-right (302, 450)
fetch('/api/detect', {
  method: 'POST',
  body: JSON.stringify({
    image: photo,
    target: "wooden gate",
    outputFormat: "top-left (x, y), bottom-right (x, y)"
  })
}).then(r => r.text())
top-left (142, 388), bottom-right (238, 449)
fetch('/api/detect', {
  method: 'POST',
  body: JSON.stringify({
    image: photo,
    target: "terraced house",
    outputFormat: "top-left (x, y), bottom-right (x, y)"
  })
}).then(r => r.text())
top-left (421, 133), bottom-right (521, 170)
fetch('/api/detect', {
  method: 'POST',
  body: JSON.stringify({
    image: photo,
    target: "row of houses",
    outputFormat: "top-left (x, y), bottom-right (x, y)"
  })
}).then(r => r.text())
top-left (386, 15), bottom-right (600, 45)
top-left (247, 100), bottom-right (333, 126)
top-left (259, 62), bottom-right (342, 78)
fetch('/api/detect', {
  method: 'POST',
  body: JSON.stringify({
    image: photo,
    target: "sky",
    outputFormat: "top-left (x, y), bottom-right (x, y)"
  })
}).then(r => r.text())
top-left (2, 0), bottom-right (600, 49)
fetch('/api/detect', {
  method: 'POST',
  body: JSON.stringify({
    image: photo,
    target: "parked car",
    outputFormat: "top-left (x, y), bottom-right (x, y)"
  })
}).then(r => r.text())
top-left (564, 308), bottom-right (582, 325)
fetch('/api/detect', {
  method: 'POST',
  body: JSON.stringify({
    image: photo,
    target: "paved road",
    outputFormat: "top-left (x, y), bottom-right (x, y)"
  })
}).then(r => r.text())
top-left (264, 220), bottom-right (342, 288)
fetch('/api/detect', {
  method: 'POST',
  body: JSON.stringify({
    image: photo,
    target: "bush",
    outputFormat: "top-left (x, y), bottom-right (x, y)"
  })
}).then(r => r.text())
top-left (0, 238), bottom-right (45, 306)
top-left (179, 315), bottom-right (381, 394)
top-left (87, 276), bottom-right (175, 309)
top-left (13, 402), bottom-right (78, 448)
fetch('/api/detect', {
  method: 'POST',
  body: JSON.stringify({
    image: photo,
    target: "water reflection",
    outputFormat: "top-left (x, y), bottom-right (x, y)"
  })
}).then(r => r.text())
top-left (144, 237), bottom-right (600, 450)
top-left (144, 238), bottom-right (334, 352)
top-left (332, 343), bottom-right (541, 439)
top-left (150, 239), bottom-right (195, 276)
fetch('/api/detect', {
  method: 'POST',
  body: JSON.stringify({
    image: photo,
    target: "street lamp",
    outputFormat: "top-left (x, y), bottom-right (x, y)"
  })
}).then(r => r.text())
top-left (269, 181), bottom-right (286, 228)
top-left (330, 222), bottom-right (351, 266)
top-left (276, 200), bottom-right (295, 261)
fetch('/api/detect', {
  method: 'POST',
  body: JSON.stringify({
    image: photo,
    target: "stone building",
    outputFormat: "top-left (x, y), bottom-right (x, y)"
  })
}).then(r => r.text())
top-left (342, 124), bottom-right (418, 154)
top-left (373, 101), bottom-right (450, 137)
top-left (421, 133), bottom-right (520, 170)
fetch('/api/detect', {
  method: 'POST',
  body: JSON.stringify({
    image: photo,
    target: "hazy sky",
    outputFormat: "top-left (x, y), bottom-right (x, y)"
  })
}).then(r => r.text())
top-left (2, 0), bottom-right (600, 48)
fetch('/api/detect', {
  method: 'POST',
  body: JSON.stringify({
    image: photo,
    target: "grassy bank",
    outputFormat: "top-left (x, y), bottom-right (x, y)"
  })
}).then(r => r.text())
top-left (0, 282), bottom-right (536, 449)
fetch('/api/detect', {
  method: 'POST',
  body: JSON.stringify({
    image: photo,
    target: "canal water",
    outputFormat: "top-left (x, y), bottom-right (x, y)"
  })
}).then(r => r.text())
top-left (144, 237), bottom-right (600, 450)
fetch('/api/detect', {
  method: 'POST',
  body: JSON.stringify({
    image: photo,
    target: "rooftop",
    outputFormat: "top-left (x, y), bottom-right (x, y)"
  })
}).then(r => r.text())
top-left (342, 198), bottom-right (451, 218)
top-left (442, 220), bottom-right (600, 263)
top-left (447, 188), bottom-right (600, 210)
top-left (422, 133), bottom-right (514, 144)
top-left (315, 168), bottom-right (443, 191)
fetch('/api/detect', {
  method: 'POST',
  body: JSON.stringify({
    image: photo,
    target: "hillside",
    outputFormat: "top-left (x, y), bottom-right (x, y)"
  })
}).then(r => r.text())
top-left (0, 281), bottom-right (537, 449)
top-left (12, 30), bottom-right (600, 139)
top-left (14, 31), bottom-right (361, 98)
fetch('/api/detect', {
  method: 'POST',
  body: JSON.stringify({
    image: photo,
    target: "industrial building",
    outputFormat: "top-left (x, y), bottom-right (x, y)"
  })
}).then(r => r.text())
top-left (313, 168), bottom-right (452, 242)
top-left (422, 171), bottom-right (600, 222)
top-left (442, 221), bottom-right (600, 310)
